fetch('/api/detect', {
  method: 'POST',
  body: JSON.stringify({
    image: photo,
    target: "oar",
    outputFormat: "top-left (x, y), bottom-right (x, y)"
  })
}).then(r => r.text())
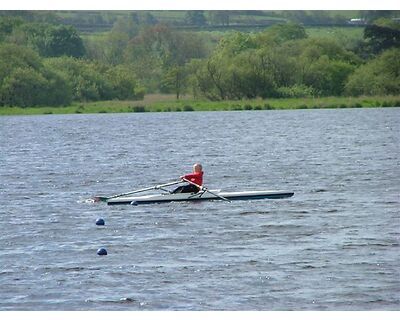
top-left (182, 178), bottom-right (231, 202)
top-left (93, 180), bottom-right (183, 202)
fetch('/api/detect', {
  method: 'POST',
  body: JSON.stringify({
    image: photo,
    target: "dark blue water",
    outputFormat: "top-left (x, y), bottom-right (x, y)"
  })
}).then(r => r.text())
top-left (0, 108), bottom-right (399, 310)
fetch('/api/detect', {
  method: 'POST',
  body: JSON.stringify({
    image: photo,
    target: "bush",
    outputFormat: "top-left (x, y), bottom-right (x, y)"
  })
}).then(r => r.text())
top-left (18, 23), bottom-right (85, 58)
top-left (326, 103), bottom-right (339, 109)
top-left (106, 65), bottom-right (144, 100)
top-left (0, 43), bottom-right (71, 106)
top-left (231, 104), bottom-right (242, 110)
top-left (45, 57), bottom-right (112, 101)
top-left (75, 105), bottom-right (85, 113)
top-left (381, 101), bottom-right (395, 107)
top-left (263, 103), bottom-right (274, 110)
top-left (277, 84), bottom-right (315, 98)
top-left (1, 67), bottom-right (50, 107)
top-left (132, 105), bottom-right (146, 112)
top-left (183, 105), bottom-right (194, 111)
top-left (45, 57), bottom-right (145, 103)
top-left (345, 48), bottom-right (400, 96)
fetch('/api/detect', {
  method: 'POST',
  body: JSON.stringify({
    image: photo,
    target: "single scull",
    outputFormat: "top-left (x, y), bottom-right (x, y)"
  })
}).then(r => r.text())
top-left (107, 190), bottom-right (293, 205)
top-left (93, 180), bottom-right (294, 206)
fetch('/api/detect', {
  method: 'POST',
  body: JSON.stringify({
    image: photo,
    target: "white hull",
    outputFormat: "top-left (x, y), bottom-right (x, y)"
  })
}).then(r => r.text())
top-left (107, 190), bottom-right (294, 205)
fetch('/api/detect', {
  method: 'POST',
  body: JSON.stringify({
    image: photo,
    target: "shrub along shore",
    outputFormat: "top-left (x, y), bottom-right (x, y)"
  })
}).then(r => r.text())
top-left (0, 95), bottom-right (399, 116)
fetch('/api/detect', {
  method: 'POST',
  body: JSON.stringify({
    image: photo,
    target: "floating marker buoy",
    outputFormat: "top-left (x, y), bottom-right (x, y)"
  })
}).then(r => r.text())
top-left (96, 218), bottom-right (105, 226)
top-left (97, 248), bottom-right (107, 255)
top-left (131, 201), bottom-right (138, 206)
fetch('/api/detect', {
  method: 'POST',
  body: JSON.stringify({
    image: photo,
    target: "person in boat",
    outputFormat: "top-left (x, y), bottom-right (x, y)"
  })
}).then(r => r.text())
top-left (172, 163), bottom-right (203, 193)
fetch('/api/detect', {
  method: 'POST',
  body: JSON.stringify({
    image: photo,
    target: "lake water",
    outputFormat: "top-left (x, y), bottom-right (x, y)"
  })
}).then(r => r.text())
top-left (0, 108), bottom-right (399, 310)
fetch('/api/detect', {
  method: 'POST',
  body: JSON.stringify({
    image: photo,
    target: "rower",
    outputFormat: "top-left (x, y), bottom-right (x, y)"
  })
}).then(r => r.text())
top-left (172, 163), bottom-right (204, 193)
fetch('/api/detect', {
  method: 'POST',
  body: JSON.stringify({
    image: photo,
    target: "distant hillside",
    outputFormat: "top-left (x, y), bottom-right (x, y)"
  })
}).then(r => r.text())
top-left (2, 10), bottom-right (398, 33)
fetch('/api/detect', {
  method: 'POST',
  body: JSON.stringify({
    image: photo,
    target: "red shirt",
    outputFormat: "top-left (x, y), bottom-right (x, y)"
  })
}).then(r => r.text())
top-left (183, 171), bottom-right (203, 186)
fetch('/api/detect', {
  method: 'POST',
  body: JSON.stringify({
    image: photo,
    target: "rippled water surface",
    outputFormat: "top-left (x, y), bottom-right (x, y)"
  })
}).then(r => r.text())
top-left (0, 108), bottom-right (399, 310)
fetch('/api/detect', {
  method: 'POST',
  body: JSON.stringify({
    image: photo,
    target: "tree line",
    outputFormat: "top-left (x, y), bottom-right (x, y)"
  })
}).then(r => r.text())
top-left (0, 14), bottom-right (399, 107)
top-left (189, 21), bottom-right (400, 100)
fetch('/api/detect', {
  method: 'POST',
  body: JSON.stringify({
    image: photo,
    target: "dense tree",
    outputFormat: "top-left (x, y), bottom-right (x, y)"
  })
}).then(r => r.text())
top-left (0, 44), bottom-right (71, 106)
top-left (291, 38), bottom-right (360, 95)
top-left (123, 24), bottom-right (207, 93)
top-left (216, 32), bottom-right (257, 57)
top-left (44, 25), bottom-right (85, 57)
top-left (1, 67), bottom-right (45, 106)
top-left (45, 57), bottom-right (143, 102)
top-left (45, 57), bottom-right (111, 101)
top-left (0, 16), bottom-right (24, 41)
top-left (111, 16), bottom-right (140, 38)
top-left (363, 19), bottom-right (400, 55)
top-left (106, 65), bottom-right (145, 100)
top-left (360, 11), bottom-right (395, 22)
top-left (191, 29), bottom-right (362, 100)
top-left (0, 43), bottom-right (42, 78)
top-left (255, 23), bottom-right (307, 45)
top-left (0, 41), bottom-right (143, 106)
top-left (4, 22), bottom-right (86, 58)
top-left (193, 45), bottom-right (279, 100)
top-left (302, 56), bottom-right (356, 96)
top-left (231, 49), bottom-right (278, 99)
top-left (160, 66), bottom-right (187, 99)
top-left (293, 38), bottom-right (360, 64)
top-left (105, 32), bottom-right (130, 65)
top-left (345, 48), bottom-right (400, 96)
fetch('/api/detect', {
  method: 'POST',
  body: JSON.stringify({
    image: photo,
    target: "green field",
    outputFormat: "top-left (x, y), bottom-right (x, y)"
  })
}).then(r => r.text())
top-left (80, 24), bottom-right (366, 50)
top-left (306, 26), bottom-right (364, 39)
top-left (1, 95), bottom-right (399, 116)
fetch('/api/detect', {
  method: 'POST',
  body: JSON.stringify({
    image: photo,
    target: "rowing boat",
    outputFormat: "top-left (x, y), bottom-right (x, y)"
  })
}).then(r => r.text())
top-left (107, 190), bottom-right (294, 205)
top-left (92, 178), bottom-right (294, 206)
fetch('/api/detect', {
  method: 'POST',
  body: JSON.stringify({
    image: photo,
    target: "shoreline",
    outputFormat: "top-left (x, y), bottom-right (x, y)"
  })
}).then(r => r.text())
top-left (1, 95), bottom-right (399, 116)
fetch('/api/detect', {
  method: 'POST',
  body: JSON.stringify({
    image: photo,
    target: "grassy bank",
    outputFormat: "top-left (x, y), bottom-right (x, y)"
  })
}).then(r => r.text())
top-left (1, 95), bottom-right (399, 116)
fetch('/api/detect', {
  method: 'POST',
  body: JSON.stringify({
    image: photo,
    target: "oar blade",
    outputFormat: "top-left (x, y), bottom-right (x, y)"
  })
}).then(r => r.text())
top-left (93, 196), bottom-right (109, 202)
